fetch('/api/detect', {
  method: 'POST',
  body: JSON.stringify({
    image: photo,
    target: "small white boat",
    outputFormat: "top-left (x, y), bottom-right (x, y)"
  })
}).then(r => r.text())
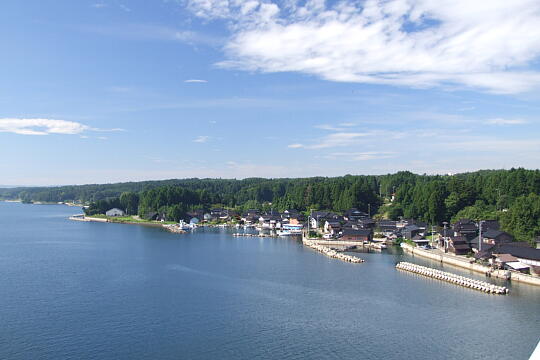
top-left (178, 220), bottom-right (191, 231)
top-left (277, 224), bottom-right (303, 236)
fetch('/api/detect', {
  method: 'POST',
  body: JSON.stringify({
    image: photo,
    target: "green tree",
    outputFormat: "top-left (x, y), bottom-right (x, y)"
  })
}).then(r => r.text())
top-left (500, 193), bottom-right (540, 245)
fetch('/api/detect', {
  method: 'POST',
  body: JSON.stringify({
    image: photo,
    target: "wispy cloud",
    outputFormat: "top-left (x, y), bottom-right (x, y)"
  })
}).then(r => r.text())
top-left (83, 23), bottom-right (223, 46)
top-left (325, 152), bottom-right (396, 161)
top-left (193, 135), bottom-right (210, 143)
top-left (485, 118), bottom-right (528, 125)
top-left (184, 79), bottom-right (208, 83)
top-left (185, 0), bottom-right (540, 93)
top-left (0, 118), bottom-right (124, 136)
top-left (0, 118), bottom-right (89, 136)
top-left (289, 132), bottom-right (371, 149)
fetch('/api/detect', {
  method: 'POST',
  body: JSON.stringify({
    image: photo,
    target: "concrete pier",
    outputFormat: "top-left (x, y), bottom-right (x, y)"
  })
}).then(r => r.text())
top-left (396, 262), bottom-right (509, 295)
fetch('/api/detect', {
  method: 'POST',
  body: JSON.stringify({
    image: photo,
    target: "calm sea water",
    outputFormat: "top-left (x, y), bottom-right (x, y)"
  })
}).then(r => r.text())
top-left (0, 202), bottom-right (538, 360)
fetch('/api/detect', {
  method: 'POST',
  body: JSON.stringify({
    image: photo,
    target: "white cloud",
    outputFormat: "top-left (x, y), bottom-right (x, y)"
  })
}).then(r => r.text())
top-left (0, 118), bottom-right (125, 136)
top-left (184, 79), bottom-right (208, 83)
top-left (193, 135), bottom-right (210, 143)
top-left (185, 0), bottom-right (540, 93)
top-left (485, 118), bottom-right (528, 125)
top-left (0, 118), bottom-right (89, 136)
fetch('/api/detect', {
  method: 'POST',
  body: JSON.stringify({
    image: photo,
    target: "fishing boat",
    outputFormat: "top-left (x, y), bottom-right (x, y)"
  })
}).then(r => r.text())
top-left (277, 224), bottom-right (303, 236)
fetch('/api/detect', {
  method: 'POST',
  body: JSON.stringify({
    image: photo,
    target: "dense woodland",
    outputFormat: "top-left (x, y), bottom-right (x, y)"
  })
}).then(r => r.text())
top-left (2, 169), bottom-right (540, 244)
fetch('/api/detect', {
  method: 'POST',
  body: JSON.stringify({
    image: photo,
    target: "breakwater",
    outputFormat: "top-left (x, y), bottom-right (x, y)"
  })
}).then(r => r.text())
top-left (303, 239), bottom-right (364, 263)
top-left (396, 262), bottom-right (509, 295)
top-left (233, 233), bottom-right (276, 238)
top-left (400, 243), bottom-right (540, 287)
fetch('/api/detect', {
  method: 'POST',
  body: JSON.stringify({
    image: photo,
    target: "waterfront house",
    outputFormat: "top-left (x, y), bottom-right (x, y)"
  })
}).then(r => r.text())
top-left (490, 244), bottom-right (540, 275)
top-left (377, 220), bottom-right (397, 234)
top-left (144, 212), bottom-right (167, 222)
top-left (210, 208), bottom-right (233, 221)
top-left (447, 235), bottom-right (471, 255)
top-left (310, 211), bottom-right (340, 228)
top-left (203, 213), bottom-right (212, 222)
top-left (339, 228), bottom-right (373, 242)
top-left (412, 234), bottom-right (429, 246)
top-left (106, 208), bottom-right (125, 217)
top-left (324, 221), bottom-right (342, 236)
top-left (402, 225), bottom-right (421, 240)
top-left (259, 214), bottom-right (281, 229)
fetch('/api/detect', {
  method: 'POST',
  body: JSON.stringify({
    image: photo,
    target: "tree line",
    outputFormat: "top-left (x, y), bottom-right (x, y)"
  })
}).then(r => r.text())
top-left (2, 169), bottom-right (539, 243)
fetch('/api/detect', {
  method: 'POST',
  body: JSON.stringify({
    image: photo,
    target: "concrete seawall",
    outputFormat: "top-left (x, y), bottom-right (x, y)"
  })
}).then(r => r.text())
top-left (401, 243), bottom-right (540, 287)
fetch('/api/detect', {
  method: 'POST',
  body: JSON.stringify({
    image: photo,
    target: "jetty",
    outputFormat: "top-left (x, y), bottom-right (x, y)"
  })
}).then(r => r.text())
top-left (303, 239), bottom-right (364, 263)
top-left (396, 262), bottom-right (509, 295)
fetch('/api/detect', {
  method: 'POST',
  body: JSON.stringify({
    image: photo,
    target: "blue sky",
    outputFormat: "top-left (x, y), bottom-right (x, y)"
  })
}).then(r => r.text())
top-left (1, 0), bottom-right (540, 185)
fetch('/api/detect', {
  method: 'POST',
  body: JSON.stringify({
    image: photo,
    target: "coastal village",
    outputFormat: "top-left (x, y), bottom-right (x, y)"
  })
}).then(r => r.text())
top-left (81, 204), bottom-right (540, 286)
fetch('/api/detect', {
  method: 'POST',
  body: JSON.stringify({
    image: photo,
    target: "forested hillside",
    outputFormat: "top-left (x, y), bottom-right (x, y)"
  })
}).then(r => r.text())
top-left (2, 169), bottom-right (540, 243)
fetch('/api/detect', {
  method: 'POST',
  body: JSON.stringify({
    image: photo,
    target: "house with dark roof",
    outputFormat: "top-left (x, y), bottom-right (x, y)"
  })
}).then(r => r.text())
top-left (452, 219), bottom-right (478, 240)
top-left (282, 209), bottom-right (299, 218)
top-left (402, 225), bottom-right (421, 240)
top-left (259, 214), bottom-right (282, 229)
top-left (324, 221), bottom-right (342, 236)
top-left (343, 208), bottom-right (368, 221)
top-left (377, 220), bottom-right (397, 233)
top-left (490, 243), bottom-right (540, 275)
top-left (144, 211), bottom-right (167, 222)
top-left (470, 229), bottom-right (513, 251)
top-left (482, 220), bottom-right (500, 231)
top-left (309, 211), bottom-right (341, 228)
top-left (447, 235), bottom-right (471, 255)
top-left (412, 234), bottom-right (429, 246)
top-left (339, 228), bottom-right (373, 242)
top-left (358, 218), bottom-right (376, 229)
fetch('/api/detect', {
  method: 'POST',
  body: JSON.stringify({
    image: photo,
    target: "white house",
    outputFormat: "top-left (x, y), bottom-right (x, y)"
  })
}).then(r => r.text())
top-left (106, 208), bottom-right (125, 217)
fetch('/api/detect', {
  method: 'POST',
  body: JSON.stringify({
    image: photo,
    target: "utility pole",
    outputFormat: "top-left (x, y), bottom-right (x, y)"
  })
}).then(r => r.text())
top-left (478, 220), bottom-right (483, 253)
top-left (368, 203), bottom-right (371, 218)
top-left (443, 222), bottom-right (448, 253)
